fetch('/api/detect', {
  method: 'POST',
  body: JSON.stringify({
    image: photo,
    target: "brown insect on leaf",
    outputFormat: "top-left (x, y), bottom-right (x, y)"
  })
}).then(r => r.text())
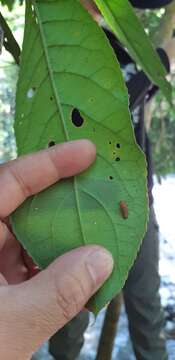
top-left (119, 201), bottom-right (128, 219)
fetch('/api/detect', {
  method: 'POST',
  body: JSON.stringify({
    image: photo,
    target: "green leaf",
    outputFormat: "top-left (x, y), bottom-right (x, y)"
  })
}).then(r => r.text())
top-left (11, 0), bottom-right (148, 313)
top-left (94, 0), bottom-right (172, 102)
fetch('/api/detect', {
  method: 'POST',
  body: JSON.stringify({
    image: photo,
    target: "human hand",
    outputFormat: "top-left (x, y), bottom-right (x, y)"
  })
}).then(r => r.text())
top-left (0, 140), bottom-right (113, 360)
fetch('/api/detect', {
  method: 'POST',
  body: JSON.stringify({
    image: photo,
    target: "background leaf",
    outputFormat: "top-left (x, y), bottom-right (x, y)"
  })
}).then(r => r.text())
top-left (11, 0), bottom-right (148, 313)
top-left (94, 0), bottom-right (172, 102)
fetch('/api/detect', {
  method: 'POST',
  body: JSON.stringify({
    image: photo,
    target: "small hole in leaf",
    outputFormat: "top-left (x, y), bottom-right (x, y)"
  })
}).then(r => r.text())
top-left (71, 108), bottom-right (84, 127)
top-left (48, 141), bottom-right (55, 147)
top-left (50, 96), bottom-right (53, 101)
top-left (116, 143), bottom-right (121, 148)
top-left (109, 176), bottom-right (114, 180)
top-left (115, 157), bottom-right (120, 162)
top-left (27, 87), bottom-right (36, 99)
top-left (109, 141), bottom-right (112, 145)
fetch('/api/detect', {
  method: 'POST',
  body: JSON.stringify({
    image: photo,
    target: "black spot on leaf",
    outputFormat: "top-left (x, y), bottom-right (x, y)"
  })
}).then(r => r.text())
top-left (109, 176), bottom-right (114, 180)
top-left (115, 157), bottom-right (120, 162)
top-left (116, 143), bottom-right (121, 148)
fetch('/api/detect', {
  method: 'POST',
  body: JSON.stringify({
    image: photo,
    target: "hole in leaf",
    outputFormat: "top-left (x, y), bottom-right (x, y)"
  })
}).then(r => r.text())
top-left (116, 143), bottom-right (121, 148)
top-left (109, 141), bottom-right (112, 145)
top-left (109, 176), bottom-right (114, 180)
top-left (50, 96), bottom-right (53, 101)
top-left (48, 141), bottom-right (55, 147)
top-left (115, 157), bottom-right (120, 162)
top-left (27, 87), bottom-right (36, 99)
top-left (71, 108), bottom-right (84, 127)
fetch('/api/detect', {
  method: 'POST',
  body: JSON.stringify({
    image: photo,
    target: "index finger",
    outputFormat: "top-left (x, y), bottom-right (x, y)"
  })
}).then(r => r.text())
top-left (0, 140), bottom-right (96, 218)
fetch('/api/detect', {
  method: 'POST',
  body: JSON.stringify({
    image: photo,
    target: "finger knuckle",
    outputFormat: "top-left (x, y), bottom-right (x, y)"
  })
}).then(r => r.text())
top-left (9, 165), bottom-right (31, 198)
top-left (55, 273), bottom-right (87, 322)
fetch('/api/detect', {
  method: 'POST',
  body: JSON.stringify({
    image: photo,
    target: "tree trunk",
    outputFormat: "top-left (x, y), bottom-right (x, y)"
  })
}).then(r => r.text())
top-left (153, 0), bottom-right (175, 48)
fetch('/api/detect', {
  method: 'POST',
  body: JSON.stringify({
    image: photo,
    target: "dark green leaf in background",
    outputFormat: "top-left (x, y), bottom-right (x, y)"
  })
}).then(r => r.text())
top-left (94, 0), bottom-right (172, 102)
top-left (11, 0), bottom-right (148, 313)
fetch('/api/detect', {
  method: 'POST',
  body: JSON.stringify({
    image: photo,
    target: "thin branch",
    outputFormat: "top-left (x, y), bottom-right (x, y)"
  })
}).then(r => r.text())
top-left (0, 11), bottom-right (21, 65)
top-left (0, 24), bottom-right (4, 54)
top-left (96, 293), bottom-right (123, 360)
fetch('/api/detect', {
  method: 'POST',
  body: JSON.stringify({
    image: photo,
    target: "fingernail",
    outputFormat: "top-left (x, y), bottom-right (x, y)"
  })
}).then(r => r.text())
top-left (86, 248), bottom-right (114, 287)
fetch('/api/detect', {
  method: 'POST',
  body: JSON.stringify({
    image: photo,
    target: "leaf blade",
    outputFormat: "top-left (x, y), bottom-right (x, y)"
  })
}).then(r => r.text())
top-left (11, 0), bottom-right (148, 313)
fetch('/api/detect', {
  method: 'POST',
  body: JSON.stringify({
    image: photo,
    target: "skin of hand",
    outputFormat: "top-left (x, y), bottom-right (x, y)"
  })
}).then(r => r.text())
top-left (0, 139), bottom-right (114, 360)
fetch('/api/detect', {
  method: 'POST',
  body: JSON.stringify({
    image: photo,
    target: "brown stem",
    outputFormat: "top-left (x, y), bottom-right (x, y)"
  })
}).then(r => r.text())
top-left (0, 11), bottom-right (21, 65)
top-left (96, 293), bottom-right (123, 360)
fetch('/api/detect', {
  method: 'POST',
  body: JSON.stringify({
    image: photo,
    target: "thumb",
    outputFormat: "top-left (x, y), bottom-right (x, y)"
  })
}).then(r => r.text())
top-left (0, 246), bottom-right (113, 359)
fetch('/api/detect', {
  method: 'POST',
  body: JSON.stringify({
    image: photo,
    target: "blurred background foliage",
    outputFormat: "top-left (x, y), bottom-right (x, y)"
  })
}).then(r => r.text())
top-left (0, 0), bottom-right (174, 177)
top-left (0, 0), bottom-right (23, 162)
top-left (1, 0), bottom-right (23, 10)
top-left (138, 6), bottom-right (175, 177)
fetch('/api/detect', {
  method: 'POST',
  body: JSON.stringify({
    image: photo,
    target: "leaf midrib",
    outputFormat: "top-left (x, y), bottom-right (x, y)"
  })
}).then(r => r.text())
top-left (33, 1), bottom-right (68, 139)
top-left (33, 0), bottom-right (87, 246)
